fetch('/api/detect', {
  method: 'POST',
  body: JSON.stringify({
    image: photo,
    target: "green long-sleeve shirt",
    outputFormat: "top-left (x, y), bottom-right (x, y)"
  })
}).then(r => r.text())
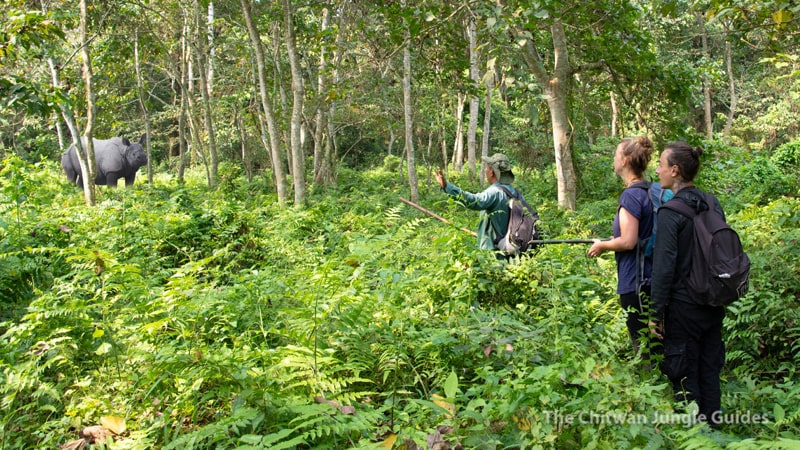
top-left (443, 181), bottom-right (514, 250)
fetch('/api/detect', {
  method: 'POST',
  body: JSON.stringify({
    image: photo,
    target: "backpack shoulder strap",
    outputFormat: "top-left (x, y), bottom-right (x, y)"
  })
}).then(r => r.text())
top-left (495, 184), bottom-right (518, 199)
top-left (628, 180), bottom-right (651, 191)
top-left (661, 197), bottom-right (697, 218)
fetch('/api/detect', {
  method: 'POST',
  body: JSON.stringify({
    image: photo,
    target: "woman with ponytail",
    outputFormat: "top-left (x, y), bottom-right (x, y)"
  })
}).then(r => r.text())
top-left (588, 136), bottom-right (656, 359)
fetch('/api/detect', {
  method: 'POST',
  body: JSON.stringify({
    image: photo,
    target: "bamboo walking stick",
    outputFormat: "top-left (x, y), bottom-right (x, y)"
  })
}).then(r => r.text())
top-left (399, 197), bottom-right (608, 245)
top-left (399, 197), bottom-right (478, 237)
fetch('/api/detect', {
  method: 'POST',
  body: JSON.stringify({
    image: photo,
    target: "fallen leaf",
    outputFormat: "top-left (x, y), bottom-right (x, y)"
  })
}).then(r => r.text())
top-left (101, 415), bottom-right (126, 434)
top-left (339, 405), bottom-right (356, 415)
top-left (432, 394), bottom-right (455, 418)
top-left (483, 345), bottom-right (493, 357)
top-left (80, 425), bottom-right (113, 444)
top-left (381, 432), bottom-right (398, 449)
top-left (60, 439), bottom-right (87, 450)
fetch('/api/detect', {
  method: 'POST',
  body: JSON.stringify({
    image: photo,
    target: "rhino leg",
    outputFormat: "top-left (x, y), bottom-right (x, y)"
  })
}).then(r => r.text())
top-left (104, 173), bottom-right (121, 188)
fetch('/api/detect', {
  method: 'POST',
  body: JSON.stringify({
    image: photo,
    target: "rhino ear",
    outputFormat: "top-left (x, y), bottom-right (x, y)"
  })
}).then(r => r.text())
top-left (139, 134), bottom-right (147, 145)
top-left (122, 137), bottom-right (131, 146)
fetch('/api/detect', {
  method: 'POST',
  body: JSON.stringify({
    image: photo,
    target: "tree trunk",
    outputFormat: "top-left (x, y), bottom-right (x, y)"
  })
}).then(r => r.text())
top-left (207, 1), bottom-right (215, 95)
top-left (239, 111), bottom-right (253, 181)
top-left (283, 0), bottom-right (306, 207)
top-left (610, 91), bottom-right (618, 137)
top-left (403, 32), bottom-right (419, 203)
top-left (386, 127), bottom-right (396, 156)
top-left (323, 10), bottom-right (345, 186)
top-left (313, 7), bottom-right (329, 183)
top-left (453, 93), bottom-right (465, 171)
top-left (723, 36), bottom-right (736, 141)
top-left (79, 0), bottom-right (96, 204)
top-left (467, 16), bottom-right (479, 181)
top-left (441, 127), bottom-right (448, 169)
top-left (134, 30), bottom-right (153, 184)
top-left (241, 0), bottom-right (287, 203)
top-left (196, 1), bottom-right (219, 187)
top-left (518, 19), bottom-right (577, 210)
top-left (481, 65), bottom-right (494, 186)
top-left (178, 11), bottom-right (190, 181)
top-left (48, 56), bottom-right (86, 194)
top-left (698, 12), bottom-right (713, 140)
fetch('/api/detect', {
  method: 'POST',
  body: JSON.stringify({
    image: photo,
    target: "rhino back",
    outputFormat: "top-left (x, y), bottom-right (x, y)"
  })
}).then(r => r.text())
top-left (93, 138), bottom-right (126, 169)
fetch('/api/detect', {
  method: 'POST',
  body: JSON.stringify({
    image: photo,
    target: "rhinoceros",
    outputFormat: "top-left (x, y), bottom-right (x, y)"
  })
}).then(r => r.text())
top-left (61, 135), bottom-right (148, 187)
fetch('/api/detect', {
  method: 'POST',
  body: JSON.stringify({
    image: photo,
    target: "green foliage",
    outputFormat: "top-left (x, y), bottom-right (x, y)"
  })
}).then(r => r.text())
top-left (0, 160), bottom-right (798, 449)
top-left (724, 197), bottom-right (800, 372)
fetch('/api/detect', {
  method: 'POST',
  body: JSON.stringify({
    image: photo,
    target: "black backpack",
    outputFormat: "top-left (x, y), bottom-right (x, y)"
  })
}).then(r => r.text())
top-left (493, 185), bottom-right (540, 256)
top-left (661, 193), bottom-right (751, 306)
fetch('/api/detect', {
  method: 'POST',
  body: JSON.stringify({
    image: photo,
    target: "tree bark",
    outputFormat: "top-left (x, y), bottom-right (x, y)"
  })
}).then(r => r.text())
top-left (467, 16), bottom-right (479, 181)
top-left (283, 0), bottom-right (306, 207)
top-left (403, 30), bottom-right (419, 203)
top-left (238, 111), bottom-right (253, 181)
top-left (241, 0), bottom-right (288, 203)
top-left (313, 7), bottom-right (330, 184)
top-left (610, 91), bottom-right (618, 137)
top-left (518, 19), bottom-right (577, 210)
top-left (195, 1), bottom-right (219, 187)
top-left (453, 93), bottom-right (465, 171)
top-left (698, 12), bottom-right (713, 140)
top-left (47, 56), bottom-right (86, 193)
top-left (207, 1), bottom-right (215, 95)
top-left (134, 30), bottom-right (153, 184)
top-left (723, 37), bottom-right (736, 141)
top-left (178, 12), bottom-right (190, 181)
top-left (79, 0), bottom-right (96, 204)
top-left (481, 64), bottom-right (494, 186)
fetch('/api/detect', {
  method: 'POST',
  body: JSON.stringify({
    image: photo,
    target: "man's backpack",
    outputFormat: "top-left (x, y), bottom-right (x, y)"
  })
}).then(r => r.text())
top-left (494, 185), bottom-right (540, 256)
top-left (661, 193), bottom-right (751, 307)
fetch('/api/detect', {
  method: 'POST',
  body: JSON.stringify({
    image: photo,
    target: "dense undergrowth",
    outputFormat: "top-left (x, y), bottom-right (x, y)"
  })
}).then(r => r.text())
top-left (1, 148), bottom-right (799, 449)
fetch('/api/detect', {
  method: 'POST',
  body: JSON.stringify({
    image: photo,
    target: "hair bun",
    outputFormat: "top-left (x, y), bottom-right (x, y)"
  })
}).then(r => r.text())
top-left (691, 146), bottom-right (704, 159)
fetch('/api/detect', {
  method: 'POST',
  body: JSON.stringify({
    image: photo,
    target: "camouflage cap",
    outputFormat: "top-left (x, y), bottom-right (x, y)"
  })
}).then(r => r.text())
top-left (481, 153), bottom-right (515, 184)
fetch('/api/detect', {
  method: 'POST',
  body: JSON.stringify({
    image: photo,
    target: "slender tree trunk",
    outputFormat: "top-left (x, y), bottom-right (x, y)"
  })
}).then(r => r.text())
top-left (283, 0), bottom-right (306, 206)
top-left (239, 111), bottom-right (253, 181)
top-left (313, 8), bottom-right (329, 183)
top-left (387, 127), bottom-right (396, 155)
top-left (178, 11), bottom-right (190, 181)
top-left (194, 1), bottom-right (218, 187)
top-left (48, 56), bottom-right (85, 188)
top-left (518, 20), bottom-right (577, 210)
top-left (723, 36), bottom-right (736, 141)
top-left (134, 31), bottom-right (153, 184)
top-left (403, 30), bottom-right (419, 203)
top-left (610, 91), bottom-right (618, 137)
top-left (207, 1), bottom-right (215, 95)
top-left (453, 93), bottom-right (465, 171)
top-left (441, 127), bottom-right (448, 169)
top-left (467, 16), bottom-right (479, 181)
top-left (481, 67), bottom-right (494, 186)
top-left (79, 0), bottom-right (96, 204)
top-left (241, 0), bottom-right (287, 203)
top-left (698, 12), bottom-right (713, 140)
top-left (42, 0), bottom-right (67, 151)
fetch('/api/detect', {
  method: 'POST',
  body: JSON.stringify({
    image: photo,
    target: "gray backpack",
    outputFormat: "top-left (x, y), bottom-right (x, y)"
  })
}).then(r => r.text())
top-left (494, 186), bottom-right (540, 256)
